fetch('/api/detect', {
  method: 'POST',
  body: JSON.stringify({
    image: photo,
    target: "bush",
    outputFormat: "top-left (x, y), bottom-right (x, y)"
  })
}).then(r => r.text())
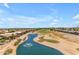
top-left (0, 38), bottom-right (6, 43)
top-left (4, 49), bottom-right (13, 55)
top-left (76, 48), bottom-right (79, 51)
top-left (38, 39), bottom-right (45, 42)
top-left (38, 37), bottom-right (45, 42)
top-left (14, 39), bottom-right (21, 46)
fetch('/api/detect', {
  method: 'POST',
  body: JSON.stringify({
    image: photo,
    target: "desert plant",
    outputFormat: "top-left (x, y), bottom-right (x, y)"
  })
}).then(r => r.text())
top-left (4, 48), bottom-right (13, 55)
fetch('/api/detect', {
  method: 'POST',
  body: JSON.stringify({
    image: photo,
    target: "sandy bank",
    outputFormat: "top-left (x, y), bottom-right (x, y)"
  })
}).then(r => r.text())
top-left (0, 32), bottom-right (33, 55)
top-left (34, 32), bottom-right (79, 55)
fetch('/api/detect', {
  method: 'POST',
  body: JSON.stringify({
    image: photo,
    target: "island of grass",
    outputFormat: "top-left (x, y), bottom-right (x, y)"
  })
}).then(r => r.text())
top-left (38, 36), bottom-right (59, 43)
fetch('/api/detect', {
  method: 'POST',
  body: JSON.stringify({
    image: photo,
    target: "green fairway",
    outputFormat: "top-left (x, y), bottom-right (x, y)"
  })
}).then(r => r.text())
top-left (38, 37), bottom-right (59, 43)
top-left (38, 29), bottom-right (50, 35)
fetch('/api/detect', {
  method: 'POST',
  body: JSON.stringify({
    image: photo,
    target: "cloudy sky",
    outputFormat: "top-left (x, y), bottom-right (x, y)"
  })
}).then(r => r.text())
top-left (0, 3), bottom-right (79, 28)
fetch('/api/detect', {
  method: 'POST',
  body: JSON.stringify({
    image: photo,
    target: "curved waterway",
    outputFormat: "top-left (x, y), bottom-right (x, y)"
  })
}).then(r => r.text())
top-left (16, 34), bottom-right (63, 55)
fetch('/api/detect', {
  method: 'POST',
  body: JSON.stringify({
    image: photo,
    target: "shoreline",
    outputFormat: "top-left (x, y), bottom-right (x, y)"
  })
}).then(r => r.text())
top-left (34, 39), bottom-right (66, 55)
top-left (1, 31), bottom-right (79, 55)
top-left (34, 32), bottom-right (79, 55)
top-left (15, 32), bottom-right (37, 55)
top-left (33, 35), bottom-right (65, 55)
top-left (14, 32), bottom-right (34, 55)
top-left (0, 32), bottom-right (32, 55)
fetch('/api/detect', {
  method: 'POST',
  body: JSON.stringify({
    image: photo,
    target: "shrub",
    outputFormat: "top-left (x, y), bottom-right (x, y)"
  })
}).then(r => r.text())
top-left (14, 39), bottom-right (21, 46)
top-left (4, 49), bottom-right (13, 55)
top-left (76, 48), bottom-right (79, 51)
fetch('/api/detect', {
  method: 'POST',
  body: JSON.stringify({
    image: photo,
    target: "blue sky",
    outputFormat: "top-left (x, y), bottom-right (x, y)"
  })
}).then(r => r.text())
top-left (0, 3), bottom-right (79, 28)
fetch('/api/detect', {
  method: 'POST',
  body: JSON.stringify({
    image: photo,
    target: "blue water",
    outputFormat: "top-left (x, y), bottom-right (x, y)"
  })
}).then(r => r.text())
top-left (16, 34), bottom-right (63, 55)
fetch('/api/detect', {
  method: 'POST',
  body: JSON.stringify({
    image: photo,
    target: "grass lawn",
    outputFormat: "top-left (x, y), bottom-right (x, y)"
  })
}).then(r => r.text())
top-left (38, 29), bottom-right (50, 35)
top-left (52, 31), bottom-right (66, 39)
top-left (45, 39), bottom-right (59, 43)
top-left (38, 37), bottom-right (59, 43)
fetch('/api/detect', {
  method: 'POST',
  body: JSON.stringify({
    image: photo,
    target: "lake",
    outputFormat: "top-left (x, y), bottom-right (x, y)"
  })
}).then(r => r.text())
top-left (16, 34), bottom-right (63, 55)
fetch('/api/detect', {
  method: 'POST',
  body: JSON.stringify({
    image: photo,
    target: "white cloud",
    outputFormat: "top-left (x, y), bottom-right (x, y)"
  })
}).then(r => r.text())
top-left (0, 15), bottom-right (61, 28)
top-left (0, 6), bottom-right (63, 28)
top-left (0, 9), bottom-right (7, 15)
top-left (0, 7), bottom-right (62, 28)
top-left (72, 14), bottom-right (79, 27)
top-left (4, 3), bottom-right (10, 8)
top-left (53, 19), bottom-right (59, 22)
top-left (49, 22), bottom-right (57, 27)
top-left (51, 22), bottom-right (57, 25)
top-left (75, 21), bottom-right (79, 24)
top-left (0, 9), bottom-right (4, 14)
top-left (73, 14), bottom-right (79, 20)
top-left (50, 8), bottom-right (58, 15)
top-left (1, 14), bottom-right (64, 28)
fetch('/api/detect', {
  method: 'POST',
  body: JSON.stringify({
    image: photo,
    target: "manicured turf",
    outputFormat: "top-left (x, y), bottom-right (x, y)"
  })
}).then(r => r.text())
top-left (38, 37), bottom-right (59, 43)
top-left (38, 29), bottom-right (50, 35)
top-left (45, 39), bottom-right (59, 43)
